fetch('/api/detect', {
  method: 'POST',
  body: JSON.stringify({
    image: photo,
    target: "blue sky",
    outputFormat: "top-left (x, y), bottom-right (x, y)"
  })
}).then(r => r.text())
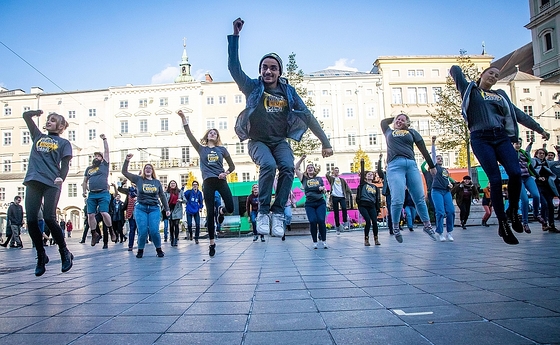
top-left (1, 0), bottom-right (531, 93)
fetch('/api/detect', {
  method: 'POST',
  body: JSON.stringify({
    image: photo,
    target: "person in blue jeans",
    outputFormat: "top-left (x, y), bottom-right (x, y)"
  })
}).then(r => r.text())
top-left (381, 114), bottom-right (437, 243)
top-left (514, 139), bottom-right (543, 234)
top-left (429, 136), bottom-right (455, 242)
top-left (228, 17), bottom-right (333, 239)
top-left (121, 154), bottom-right (169, 258)
top-left (450, 65), bottom-right (550, 245)
top-left (296, 155), bottom-right (328, 249)
top-left (246, 184), bottom-right (265, 242)
top-left (184, 181), bottom-right (204, 244)
top-left (402, 189), bottom-right (417, 232)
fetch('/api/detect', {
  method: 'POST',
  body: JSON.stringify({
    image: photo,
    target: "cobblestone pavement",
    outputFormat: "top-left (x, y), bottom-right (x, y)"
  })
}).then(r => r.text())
top-left (0, 223), bottom-right (559, 345)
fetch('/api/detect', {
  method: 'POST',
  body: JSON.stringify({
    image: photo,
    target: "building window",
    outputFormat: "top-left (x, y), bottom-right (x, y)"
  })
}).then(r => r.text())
top-left (322, 90), bottom-right (329, 96)
top-left (207, 96), bottom-right (214, 105)
top-left (236, 142), bottom-right (245, 154)
top-left (68, 183), bottom-right (77, 197)
top-left (347, 133), bottom-right (356, 146)
top-left (326, 163), bottom-right (335, 174)
top-left (180, 174), bottom-right (189, 186)
top-left (119, 100), bottom-right (128, 109)
top-left (416, 70), bottom-right (424, 77)
top-left (432, 87), bottom-right (442, 103)
top-left (392, 88), bottom-right (402, 104)
top-left (3, 132), bottom-right (12, 146)
top-left (161, 118), bottom-right (169, 131)
top-left (159, 175), bottom-right (168, 188)
top-left (234, 95), bottom-right (243, 103)
top-left (555, 111), bottom-right (560, 120)
top-left (345, 90), bottom-right (352, 96)
top-left (68, 130), bottom-right (76, 142)
top-left (407, 87), bottom-right (417, 104)
top-left (218, 119), bottom-right (227, 130)
top-left (89, 109), bottom-right (96, 117)
top-left (181, 147), bottom-right (190, 163)
top-left (544, 32), bottom-right (553, 52)
top-left (417, 87), bottom-right (428, 104)
top-left (525, 130), bottom-right (535, 143)
top-left (346, 107), bottom-right (354, 118)
top-left (368, 133), bottom-right (378, 145)
top-left (407, 70), bottom-right (416, 77)
top-left (140, 150), bottom-right (148, 161)
top-left (391, 70), bottom-right (400, 77)
top-left (523, 106), bottom-right (533, 116)
top-left (17, 187), bottom-right (24, 199)
top-left (3, 159), bottom-right (11, 172)
top-left (523, 88), bottom-right (530, 93)
top-left (431, 69), bottom-right (440, 77)
top-left (4, 108), bottom-right (11, 116)
top-left (88, 129), bottom-right (96, 140)
top-left (68, 110), bottom-right (76, 119)
top-left (206, 119), bottom-right (215, 129)
top-left (0, 187), bottom-right (4, 201)
top-left (23, 106), bottom-right (30, 112)
top-left (140, 120), bottom-right (148, 133)
top-left (322, 108), bottom-right (330, 118)
top-left (139, 99), bottom-right (147, 107)
top-left (159, 98), bottom-right (168, 107)
top-left (367, 106), bottom-right (375, 117)
top-left (120, 120), bottom-right (128, 134)
top-left (22, 158), bottom-right (28, 172)
top-left (242, 172), bottom-right (251, 182)
top-left (161, 147), bottom-right (169, 160)
top-left (180, 96), bottom-right (189, 105)
top-left (22, 131), bottom-right (30, 145)
top-left (219, 96), bottom-right (226, 104)
top-left (418, 121), bottom-right (430, 135)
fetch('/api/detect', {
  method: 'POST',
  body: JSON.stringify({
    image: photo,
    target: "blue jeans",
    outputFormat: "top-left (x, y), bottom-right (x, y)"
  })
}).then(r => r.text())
top-left (127, 217), bottom-right (137, 249)
top-left (470, 129), bottom-right (521, 221)
top-left (250, 210), bottom-right (258, 235)
top-left (404, 206), bottom-right (417, 229)
top-left (134, 203), bottom-right (162, 250)
top-left (305, 200), bottom-right (327, 242)
top-left (163, 218), bottom-right (169, 240)
top-left (386, 157), bottom-right (430, 230)
top-left (187, 212), bottom-right (201, 239)
top-left (248, 140), bottom-right (294, 214)
top-left (284, 206), bottom-right (292, 226)
top-left (520, 176), bottom-right (540, 224)
top-left (431, 188), bottom-right (455, 234)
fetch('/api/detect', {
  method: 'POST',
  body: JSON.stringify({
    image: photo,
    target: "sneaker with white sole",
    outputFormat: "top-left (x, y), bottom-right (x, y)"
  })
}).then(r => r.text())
top-left (313, 242), bottom-right (318, 249)
top-left (256, 213), bottom-right (270, 235)
top-left (423, 225), bottom-right (438, 241)
top-left (446, 232), bottom-right (454, 242)
top-left (271, 213), bottom-right (285, 237)
top-left (439, 233), bottom-right (446, 242)
top-left (393, 228), bottom-right (403, 243)
top-left (322, 241), bottom-right (328, 249)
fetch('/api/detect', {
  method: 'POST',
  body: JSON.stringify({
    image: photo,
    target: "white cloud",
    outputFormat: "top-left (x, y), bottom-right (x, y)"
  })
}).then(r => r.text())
top-left (326, 58), bottom-right (358, 72)
top-left (151, 65), bottom-right (179, 84)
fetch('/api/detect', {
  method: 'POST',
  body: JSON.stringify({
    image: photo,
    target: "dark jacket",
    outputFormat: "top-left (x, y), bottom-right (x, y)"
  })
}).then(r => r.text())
top-left (326, 172), bottom-right (353, 206)
top-left (452, 182), bottom-right (480, 206)
top-left (7, 202), bottom-right (24, 226)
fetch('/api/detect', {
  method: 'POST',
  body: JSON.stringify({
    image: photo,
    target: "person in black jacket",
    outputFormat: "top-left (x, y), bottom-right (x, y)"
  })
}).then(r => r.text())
top-left (356, 159), bottom-right (381, 246)
top-left (7, 196), bottom-right (24, 248)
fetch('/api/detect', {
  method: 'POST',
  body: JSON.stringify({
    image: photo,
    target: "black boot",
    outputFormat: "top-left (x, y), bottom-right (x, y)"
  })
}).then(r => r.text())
top-left (59, 247), bottom-right (73, 273)
top-left (209, 243), bottom-right (216, 257)
top-left (498, 220), bottom-right (519, 245)
top-left (136, 249), bottom-right (144, 258)
top-left (507, 208), bottom-right (523, 233)
top-left (35, 250), bottom-right (50, 277)
top-left (156, 247), bottom-right (165, 257)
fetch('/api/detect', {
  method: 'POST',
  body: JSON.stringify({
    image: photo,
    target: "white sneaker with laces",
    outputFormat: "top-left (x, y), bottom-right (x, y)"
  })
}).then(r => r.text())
top-left (439, 233), bottom-right (446, 242)
top-left (271, 213), bottom-right (285, 237)
top-left (322, 241), bottom-right (328, 249)
top-left (256, 213), bottom-right (270, 235)
top-left (313, 242), bottom-right (318, 249)
top-left (447, 232), bottom-right (454, 242)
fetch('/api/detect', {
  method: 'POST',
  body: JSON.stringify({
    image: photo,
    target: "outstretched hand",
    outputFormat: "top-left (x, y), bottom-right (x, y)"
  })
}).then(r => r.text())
top-left (233, 18), bottom-right (244, 35)
top-left (125, 153), bottom-right (133, 160)
top-left (542, 131), bottom-right (551, 140)
top-left (322, 148), bottom-right (333, 158)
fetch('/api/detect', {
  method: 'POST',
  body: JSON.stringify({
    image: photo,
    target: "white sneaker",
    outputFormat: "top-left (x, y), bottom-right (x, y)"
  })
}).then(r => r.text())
top-left (256, 213), bottom-right (270, 235)
top-left (322, 241), bottom-right (328, 249)
top-left (447, 232), bottom-right (454, 242)
top-left (271, 213), bottom-right (285, 237)
top-left (439, 233), bottom-right (446, 242)
top-left (343, 222), bottom-right (350, 230)
top-left (313, 242), bottom-right (318, 249)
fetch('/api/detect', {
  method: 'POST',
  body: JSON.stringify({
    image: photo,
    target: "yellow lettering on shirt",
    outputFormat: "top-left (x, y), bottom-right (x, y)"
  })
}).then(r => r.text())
top-left (392, 129), bottom-right (409, 137)
top-left (263, 92), bottom-right (287, 113)
top-left (36, 137), bottom-right (59, 153)
top-left (143, 184), bottom-right (158, 194)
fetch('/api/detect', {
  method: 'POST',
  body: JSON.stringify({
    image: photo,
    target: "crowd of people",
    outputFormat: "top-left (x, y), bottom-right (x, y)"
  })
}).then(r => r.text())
top-left (3, 18), bottom-right (560, 276)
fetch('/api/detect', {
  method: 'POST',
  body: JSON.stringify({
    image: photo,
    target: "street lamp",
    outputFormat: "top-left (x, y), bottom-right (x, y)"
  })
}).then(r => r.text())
top-left (535, 101), bottom-right (560, 119)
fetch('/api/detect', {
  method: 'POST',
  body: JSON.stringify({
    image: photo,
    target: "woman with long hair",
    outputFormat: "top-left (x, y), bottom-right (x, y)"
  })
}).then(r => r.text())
top-left (532, 148), bottom-right (559, 232)
top-left (22, 110), bottom-right (73, 276)
top-left (356, 158), bottom-right (381, 246)
top-left (295, 155), bottom-right (328, 249)
top-left (121, 155), bottom-right (170, 258)
top-left (450, 65), bottom-right (550, 244)
top-left (164, 180), bottom-right (184, 246)
top-left (177, 110), bottom-right (235, 257)
top-left (381, 114), bottom-right (438, 243)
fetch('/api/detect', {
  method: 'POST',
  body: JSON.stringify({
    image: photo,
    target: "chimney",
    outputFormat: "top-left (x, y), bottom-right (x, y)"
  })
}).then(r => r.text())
top-left (30, 87), bottom-right (44, 94)
top-left (205, 73), bottom-right (213, 83)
